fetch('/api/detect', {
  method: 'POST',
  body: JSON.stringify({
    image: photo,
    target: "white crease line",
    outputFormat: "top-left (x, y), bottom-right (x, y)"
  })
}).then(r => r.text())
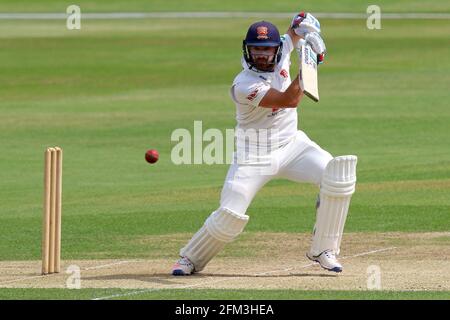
top-left (0, 12), bottom-right (449, 20)
top-left (0, 274), bottom-right (48, 286)
top-left (342, 247), bottom-right (397, 259)
top-left (84, 260), bottom-right (139, 271)
top-left (253, 262), bottom-right (316, 276)
top-left (0, 260), bottom-right (139, 286)
top-left (92, 246), bottom-right (397, 300)
top-left (93, 273), bottom-right (266, 300)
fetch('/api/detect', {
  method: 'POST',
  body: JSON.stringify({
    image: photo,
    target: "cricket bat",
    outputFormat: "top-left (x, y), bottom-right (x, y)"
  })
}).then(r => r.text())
top-left (299, 43), bottom-right (319, 102)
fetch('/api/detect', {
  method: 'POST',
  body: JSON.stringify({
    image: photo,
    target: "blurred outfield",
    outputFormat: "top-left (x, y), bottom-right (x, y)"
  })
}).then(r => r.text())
top-left (0, 1), bottom-right (449, 299)
top-left (1, 0), bottom-right (450, 13)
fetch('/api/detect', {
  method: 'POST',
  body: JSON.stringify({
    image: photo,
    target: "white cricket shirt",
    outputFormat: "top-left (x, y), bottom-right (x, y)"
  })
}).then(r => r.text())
top-left (230, 33), bottom-right (298, 150)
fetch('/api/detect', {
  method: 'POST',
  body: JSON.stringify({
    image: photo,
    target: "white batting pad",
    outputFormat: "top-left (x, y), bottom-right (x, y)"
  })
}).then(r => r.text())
top-left (180, 207), bottom-right (249, 271)
top-left (310, 155), bottom-right (357, 256)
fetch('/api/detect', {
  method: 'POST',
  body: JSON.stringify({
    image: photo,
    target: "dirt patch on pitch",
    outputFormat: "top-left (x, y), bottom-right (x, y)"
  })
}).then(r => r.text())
top-left (0, 232), bottom-right (449, 293)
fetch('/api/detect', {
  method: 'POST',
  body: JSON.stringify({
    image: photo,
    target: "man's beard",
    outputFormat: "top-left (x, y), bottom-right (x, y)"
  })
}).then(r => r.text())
top-left (253, 57), bottom-right (275, 72)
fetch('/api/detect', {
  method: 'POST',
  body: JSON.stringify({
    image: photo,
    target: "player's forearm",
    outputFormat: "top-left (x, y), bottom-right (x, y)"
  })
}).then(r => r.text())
top-left (283, 74), bottom-right (303, 107)
top-left (258, 75), bottom-right (303, 109)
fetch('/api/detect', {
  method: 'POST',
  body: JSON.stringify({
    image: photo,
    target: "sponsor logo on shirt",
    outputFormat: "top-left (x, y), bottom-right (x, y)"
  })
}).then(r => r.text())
top-left (246, 88), bottom-right (259, 101)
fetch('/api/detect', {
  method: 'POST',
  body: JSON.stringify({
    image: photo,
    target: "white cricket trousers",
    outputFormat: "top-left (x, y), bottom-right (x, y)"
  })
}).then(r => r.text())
top-left (220, 130), bottom-right (333, 215)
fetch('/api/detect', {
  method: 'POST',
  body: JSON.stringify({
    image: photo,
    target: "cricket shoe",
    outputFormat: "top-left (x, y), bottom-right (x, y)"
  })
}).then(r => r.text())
top-left (306, 250), bottom-right (343, 273)
top-left (172, 256), bottom-right (195, 276)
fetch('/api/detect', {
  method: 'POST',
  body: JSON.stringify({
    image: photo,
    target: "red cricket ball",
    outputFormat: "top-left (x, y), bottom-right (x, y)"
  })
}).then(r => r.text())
top-left (145, 149), bottom-right (159, 164)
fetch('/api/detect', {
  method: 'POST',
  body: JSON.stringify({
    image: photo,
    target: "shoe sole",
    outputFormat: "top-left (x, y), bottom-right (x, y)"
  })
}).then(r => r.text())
top-left (172, 269), bottom-right (194, 276)
top-left (306, 254), bottom-right (342, 273)
top-left (172, 269), bottom-right (187, 276)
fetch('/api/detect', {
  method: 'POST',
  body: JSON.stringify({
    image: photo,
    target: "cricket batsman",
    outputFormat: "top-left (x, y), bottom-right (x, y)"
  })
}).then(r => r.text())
top-left (172, 12), bottom-right (357, 275)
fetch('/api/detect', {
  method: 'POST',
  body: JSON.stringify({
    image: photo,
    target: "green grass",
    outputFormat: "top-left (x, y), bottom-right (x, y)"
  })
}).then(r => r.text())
top-left (0, 2), bottom-right (450, 300)
top-left (1, 0), bottom-right (450, 13)
top-left (0, 288), bottom-right (449, 300)
top-left (1, 18), bottom-right (449, 261)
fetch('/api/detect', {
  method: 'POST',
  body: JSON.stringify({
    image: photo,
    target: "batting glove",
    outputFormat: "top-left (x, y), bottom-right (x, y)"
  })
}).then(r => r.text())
top-left (305, 32), bottom-right (326, 64)
top-left (291, 11), bottom-right (321, 37)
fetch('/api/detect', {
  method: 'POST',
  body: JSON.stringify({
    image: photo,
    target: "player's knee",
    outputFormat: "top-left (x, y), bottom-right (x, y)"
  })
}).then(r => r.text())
top-left (205, 207), bottom-right (249, 243)
top-left (321, 155), bottom-right (357, 195)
